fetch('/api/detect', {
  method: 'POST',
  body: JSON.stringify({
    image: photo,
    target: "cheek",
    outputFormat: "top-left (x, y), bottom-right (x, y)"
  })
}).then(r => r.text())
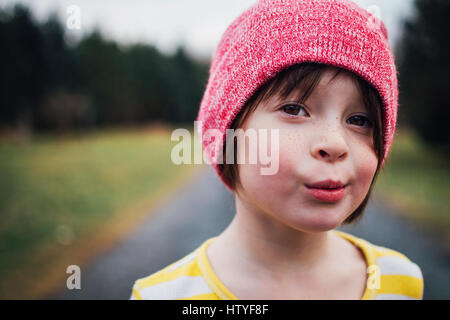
top-left (279, 129), bottom-right (308, 166)
top-left (237, 128), bottom-right (305, 201)
top-left (353, 142), bottom-right (378, 197)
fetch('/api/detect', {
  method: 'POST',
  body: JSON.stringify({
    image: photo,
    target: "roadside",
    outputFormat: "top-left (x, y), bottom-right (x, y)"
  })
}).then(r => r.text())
top-left (373, 127), bottom-right (450, 251)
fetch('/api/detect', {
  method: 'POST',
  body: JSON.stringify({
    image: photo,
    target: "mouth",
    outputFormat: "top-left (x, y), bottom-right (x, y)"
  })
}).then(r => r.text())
top-left (304, 180), bottom-right (348, 202)
top-left (305, 179), bottom-right (347, 189)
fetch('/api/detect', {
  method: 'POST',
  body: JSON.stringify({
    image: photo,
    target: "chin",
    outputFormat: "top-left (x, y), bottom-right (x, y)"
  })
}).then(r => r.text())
top-left (290, 211), bottom-right (345, 233)
top-left (300, 221), bottom-right (341, 233)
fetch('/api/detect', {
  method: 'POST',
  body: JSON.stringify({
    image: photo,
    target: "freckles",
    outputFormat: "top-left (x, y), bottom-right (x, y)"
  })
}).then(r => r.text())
top-left (242, 114), bottom-right (307, 189)
top-left (279, 130), bottom-right (306, 165)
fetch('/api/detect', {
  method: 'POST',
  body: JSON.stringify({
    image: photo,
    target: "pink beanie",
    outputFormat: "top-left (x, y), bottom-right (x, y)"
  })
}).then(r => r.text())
top-left (196, 0), bottom-right (399, 192)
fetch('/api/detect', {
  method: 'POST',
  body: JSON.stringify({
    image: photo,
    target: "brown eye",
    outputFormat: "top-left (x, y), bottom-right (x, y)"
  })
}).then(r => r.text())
top-left (348, 115), bottom-right (373, 128)
top-left (280, 104), bottom-right (308, 117)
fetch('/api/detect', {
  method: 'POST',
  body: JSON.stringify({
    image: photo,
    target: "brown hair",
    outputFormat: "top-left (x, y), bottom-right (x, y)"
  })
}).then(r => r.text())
top-left (218, 62), bottom-right (385, 225)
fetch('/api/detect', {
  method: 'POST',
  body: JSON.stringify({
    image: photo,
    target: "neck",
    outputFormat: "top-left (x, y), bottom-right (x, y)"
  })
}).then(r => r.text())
top-left (216, 195), bottom-right (335, 277)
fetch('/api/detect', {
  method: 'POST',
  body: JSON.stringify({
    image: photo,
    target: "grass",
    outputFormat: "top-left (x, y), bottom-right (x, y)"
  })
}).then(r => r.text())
top-left (374, 127), bottom-right (450, 245)
top-left (0, 123), bottom-right (204, 299)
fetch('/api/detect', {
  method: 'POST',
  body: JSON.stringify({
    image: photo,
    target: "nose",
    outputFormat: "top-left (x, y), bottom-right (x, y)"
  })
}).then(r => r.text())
top-left (310, 127), bottom-right (349, 163)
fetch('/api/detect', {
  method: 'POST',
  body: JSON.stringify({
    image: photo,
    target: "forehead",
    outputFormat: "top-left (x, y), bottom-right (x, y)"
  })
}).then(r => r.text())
top-left (313, 68), bottom-right (363, 101)
top-left (265, 66), bottom-right (364, 106)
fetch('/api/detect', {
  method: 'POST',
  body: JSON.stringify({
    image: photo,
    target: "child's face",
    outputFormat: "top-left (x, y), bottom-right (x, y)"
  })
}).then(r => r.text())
top-left (236, 67), bottom-right (378, 232)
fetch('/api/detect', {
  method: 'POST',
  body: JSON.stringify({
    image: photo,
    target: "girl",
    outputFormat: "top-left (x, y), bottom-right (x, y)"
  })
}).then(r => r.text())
top-left (130, 0), bottom-right (424, 300)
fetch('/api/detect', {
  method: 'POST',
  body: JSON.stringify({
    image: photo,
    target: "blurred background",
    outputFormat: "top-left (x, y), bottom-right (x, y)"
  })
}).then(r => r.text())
top-left (0, 0), bottom-right (448, 300)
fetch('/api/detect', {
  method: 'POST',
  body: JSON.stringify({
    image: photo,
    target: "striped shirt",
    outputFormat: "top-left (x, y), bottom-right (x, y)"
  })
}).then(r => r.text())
top-left (129, 230), bottom-right (424, 300)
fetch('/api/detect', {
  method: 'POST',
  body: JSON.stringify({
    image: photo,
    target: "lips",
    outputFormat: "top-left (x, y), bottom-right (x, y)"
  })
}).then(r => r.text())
top-left (305, 179), bottom-right (346, 188)
top-left (305, 179), bottom-right (348, 202)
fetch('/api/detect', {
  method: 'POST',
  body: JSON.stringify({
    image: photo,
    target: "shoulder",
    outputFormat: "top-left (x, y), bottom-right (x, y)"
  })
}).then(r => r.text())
top-left (358, 237), bottom-right (424, 300)
top-left (129, 243), bottom-right (219, 300)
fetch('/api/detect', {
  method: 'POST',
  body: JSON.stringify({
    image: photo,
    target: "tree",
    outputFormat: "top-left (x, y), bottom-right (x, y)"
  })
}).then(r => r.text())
top-left (0, 5), bottom-right (48, 131)
top-left (0, 4), bottom-right (209, 132)
top-left (396, 0), bottom-right (450, 154)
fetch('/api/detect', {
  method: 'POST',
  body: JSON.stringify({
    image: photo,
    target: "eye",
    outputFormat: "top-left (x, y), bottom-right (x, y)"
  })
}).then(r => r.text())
top-left (347, 115), bottom-right (373, 128)
top-left (279, 103), bottom-right (308, 117)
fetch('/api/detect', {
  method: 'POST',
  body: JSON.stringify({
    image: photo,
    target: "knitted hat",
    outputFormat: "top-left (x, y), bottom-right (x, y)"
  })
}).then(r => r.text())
top-left (196, 0), bottom-right (399, 192)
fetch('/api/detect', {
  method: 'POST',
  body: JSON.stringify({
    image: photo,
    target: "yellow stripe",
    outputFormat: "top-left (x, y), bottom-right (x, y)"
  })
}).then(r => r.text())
top-left (132, 287), bottom-right (143, 300)
top-left (332, 230), bottom-right (377, 266)
top-left (177, 292), bottom-right (221, 300)
top-left (137, 257), bottom-right (202, 288)
top-left (332, 230), bottom-right (378, 300)
top-left (197, 238), bottom-right (240, 300)
top-left (378, 275), bottom-right (423, 299)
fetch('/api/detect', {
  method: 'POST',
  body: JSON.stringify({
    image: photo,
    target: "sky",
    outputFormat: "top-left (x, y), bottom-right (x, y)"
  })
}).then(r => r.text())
top-left (1, 0), bottom-right (416, 60)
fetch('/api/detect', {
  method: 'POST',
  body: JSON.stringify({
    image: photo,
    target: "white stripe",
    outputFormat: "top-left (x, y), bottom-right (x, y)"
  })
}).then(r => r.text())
top-left (165, 253), bottom-right (196, 273)
top-left (377, 255), bottom-right (422, 278)
top-left (138, 275), bottom-right (213, 300)
top-left (375, 294), bottom-right (419, 300)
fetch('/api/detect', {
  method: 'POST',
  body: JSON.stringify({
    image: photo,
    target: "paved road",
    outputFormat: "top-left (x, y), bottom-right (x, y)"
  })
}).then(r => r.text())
top-left (48, 166), bottom-right (450, 300)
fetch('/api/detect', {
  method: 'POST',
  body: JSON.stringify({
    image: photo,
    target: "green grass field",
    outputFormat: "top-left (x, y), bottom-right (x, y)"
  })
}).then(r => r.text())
top-left (0, 124), bottom-right (203, 298)
top-left (374, 128), bottom-right (450, 242)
